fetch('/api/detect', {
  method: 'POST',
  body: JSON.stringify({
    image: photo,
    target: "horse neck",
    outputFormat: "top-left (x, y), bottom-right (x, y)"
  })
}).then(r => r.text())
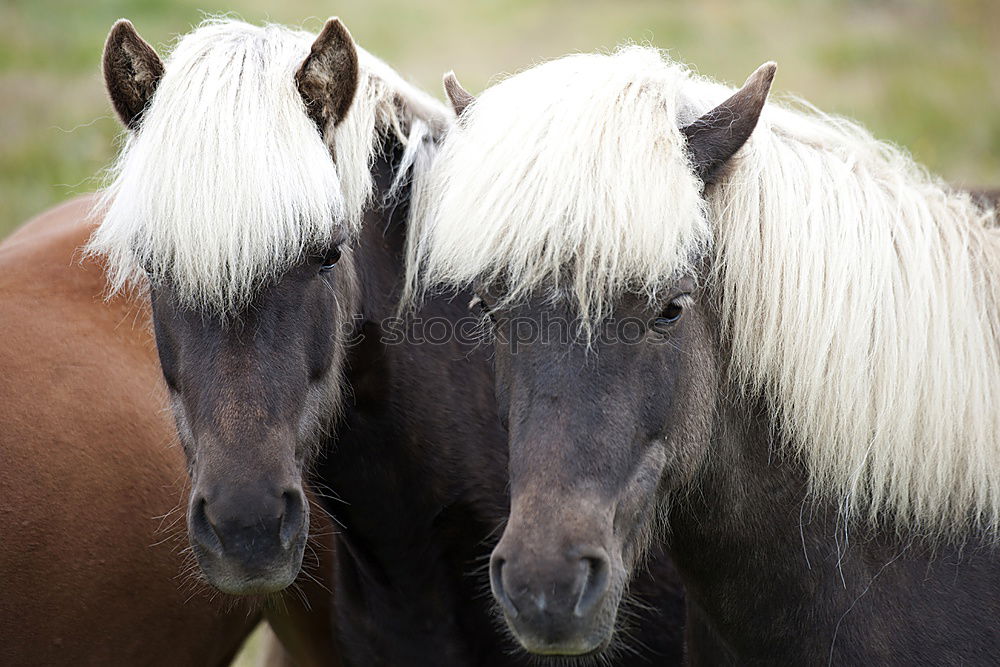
top-left (351, 140), bottom-right (409, 319)
top-left (347, 133), bottom-right (505, 511)
top-left (663, 397), bottom-right (849, 657)
top-left (314, 135), bottom-right (513, 660)
top-left (667, 385), bottom-right (999, 661)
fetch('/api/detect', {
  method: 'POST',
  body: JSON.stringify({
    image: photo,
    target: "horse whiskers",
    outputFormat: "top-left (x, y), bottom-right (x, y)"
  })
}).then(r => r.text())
top-left (148, 528), bottom-right (184, 549)
top-left (476, 517), bottom-right (509, 549)
top-left (295, 559), bottom-right (331, 596)
top-left (617, 590), bottom-right (656, 616)
top-left (305, 477), bottom-right (349, 505)
top-left (304, 528), bottom-right (340, 542)
top-left (612, 593), bottom-right (658, 659)
top-left (149, 509), bottom-right (187, 547)
top-left (306, 493), bottom-right (347, 514)
top-left (150, 503), bottom-right (183, 524)
top-left (175, 552), bottom-right (208, 592)
top-left (283, 582), bottom-right (311, 612)
top-left (309, 506), bottom-right (347, 532)
top-left (306, 490), bottom-right (348, 507)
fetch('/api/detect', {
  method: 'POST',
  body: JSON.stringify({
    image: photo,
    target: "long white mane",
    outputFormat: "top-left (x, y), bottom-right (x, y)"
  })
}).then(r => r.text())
top-left (89, 18), bottom-right (448, 310)
top-left (413, 46), bottom-right (1000, 536)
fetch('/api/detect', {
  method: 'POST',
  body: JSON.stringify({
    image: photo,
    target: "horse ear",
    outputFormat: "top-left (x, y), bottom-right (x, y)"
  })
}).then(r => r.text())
top-left (682, 62), bottom-right (776, 184)
top-left (443, 71), bottom-right (474, 117)
top-left (296, 18), bottom-right (359, 130)
top-left (103, 19), bottom-right (164, 130)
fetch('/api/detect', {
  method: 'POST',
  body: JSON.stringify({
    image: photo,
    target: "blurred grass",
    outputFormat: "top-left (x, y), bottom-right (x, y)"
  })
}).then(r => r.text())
top-left (231, 623), bottom-right (268, 667)
top-left (2, 0), bottom-right (999, 238)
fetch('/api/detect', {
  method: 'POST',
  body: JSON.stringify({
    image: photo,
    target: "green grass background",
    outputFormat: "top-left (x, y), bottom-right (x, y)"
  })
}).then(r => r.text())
top-left (2, 0), bottom-right (999, 239)
top-left (1, 0), bottom-right (997, 661)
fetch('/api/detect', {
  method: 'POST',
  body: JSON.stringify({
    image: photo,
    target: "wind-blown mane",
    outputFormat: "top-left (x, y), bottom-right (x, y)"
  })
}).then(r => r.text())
top-left (89, 18), bottom-right (448, 311)
top-left (413, 46), bottom-right (1000, 536)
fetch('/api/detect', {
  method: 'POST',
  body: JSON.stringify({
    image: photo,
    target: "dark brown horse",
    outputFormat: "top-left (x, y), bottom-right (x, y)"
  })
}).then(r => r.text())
top-left (419, 51), bottom-right (1000, 663)
top-left (92, 17), bottom-right (688, 666)
top-left (0, 196), bottom-right (338, 665)
top-left (319, 138), bottom-right (686, 666)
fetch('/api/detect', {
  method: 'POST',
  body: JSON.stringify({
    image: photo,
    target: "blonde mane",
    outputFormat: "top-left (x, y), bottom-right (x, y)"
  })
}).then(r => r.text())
top-left (413, 46), bottom-right (1000, 536)
top-left (89, 18), bottom-right (448, 311)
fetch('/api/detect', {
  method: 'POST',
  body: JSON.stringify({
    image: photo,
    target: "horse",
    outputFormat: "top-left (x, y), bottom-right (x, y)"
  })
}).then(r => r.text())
top-left (317, 123), bottom-right (685, 667)
top-left (414, 47), bottom-right (1000, 663)
top-left (0, 194), bottom-right (339, 665)
top-left (90, 18), bottom-right (688, 664)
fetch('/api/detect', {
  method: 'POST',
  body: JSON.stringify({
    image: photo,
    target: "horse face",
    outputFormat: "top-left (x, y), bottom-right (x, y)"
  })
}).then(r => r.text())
top-left (485, 282), bottom-right (719, 655)
top-left (98, 17), bottom-right (362, 596)
top-left (148, 248), bottom-right (356, 595)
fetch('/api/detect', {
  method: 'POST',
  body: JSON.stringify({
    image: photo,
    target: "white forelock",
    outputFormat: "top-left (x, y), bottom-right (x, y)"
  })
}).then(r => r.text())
top-left (89, 18), bottom-right (448, 311)
top-left (410, 47), bottom-right (710, 322)
top-left (413, 46), bottom-right (1000, 536)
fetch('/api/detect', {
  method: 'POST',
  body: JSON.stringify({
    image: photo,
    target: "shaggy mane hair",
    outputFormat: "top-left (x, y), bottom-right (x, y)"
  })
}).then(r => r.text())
top-left (412, 46), bottom-right (1000, 536)
top-left (88, 18), bottom-right (448, 311)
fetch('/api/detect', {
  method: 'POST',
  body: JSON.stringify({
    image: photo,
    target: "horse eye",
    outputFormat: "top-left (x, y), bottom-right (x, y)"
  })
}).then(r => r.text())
top-left (653, 298), bottom-right (685, 328)
top-left (469, 295), bottom-right (495, 321)
top-left (320, 246), bottom-right (342, 273)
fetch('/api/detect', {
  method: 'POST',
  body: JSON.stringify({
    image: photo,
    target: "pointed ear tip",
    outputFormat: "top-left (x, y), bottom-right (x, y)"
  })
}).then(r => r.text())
top-left (108, 18), bottom-right (135, 37)
top-left (321, 16), bottom-right (351, 37)
top-left (745, 61), bottom-right (776, 92)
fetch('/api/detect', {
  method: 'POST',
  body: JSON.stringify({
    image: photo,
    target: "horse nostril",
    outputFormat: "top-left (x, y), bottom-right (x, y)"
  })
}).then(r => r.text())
top-left (279, 490), bottom-right (305, 549)
top-left (490, 555), bottom-right (519, 618)
top-left (190, 496), bottom-right (224, 556)
top-left (574, 552), bottom-right (611, 618)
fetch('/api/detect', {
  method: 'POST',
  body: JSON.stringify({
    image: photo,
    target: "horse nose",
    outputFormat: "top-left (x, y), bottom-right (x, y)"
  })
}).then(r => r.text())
top-left (190, 486), bottom-right (306, 560)
top-left (490, 545), bottom-right (612, 652)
